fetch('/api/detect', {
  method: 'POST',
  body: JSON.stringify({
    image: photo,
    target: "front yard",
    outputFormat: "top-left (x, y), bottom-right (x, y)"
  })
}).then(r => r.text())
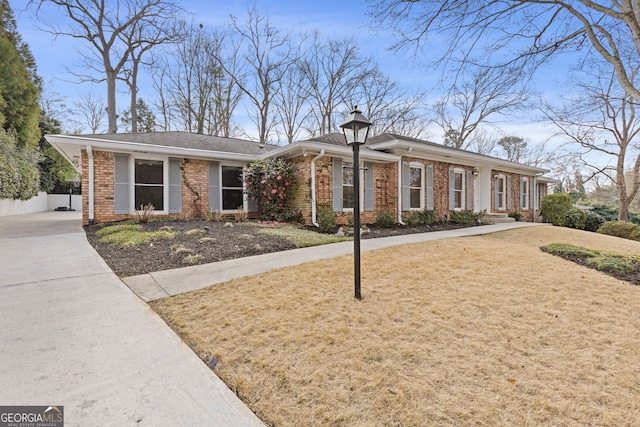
top-left (151, 226), bottom-right (640, 426)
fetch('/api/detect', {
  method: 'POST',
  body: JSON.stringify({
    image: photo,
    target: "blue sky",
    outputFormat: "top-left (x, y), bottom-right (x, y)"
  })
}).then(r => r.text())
top-left (11, 0), bottom-right (560, 144)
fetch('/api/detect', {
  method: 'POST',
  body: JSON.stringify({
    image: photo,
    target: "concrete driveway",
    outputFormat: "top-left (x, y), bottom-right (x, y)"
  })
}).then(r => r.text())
top-left (0, 211), bottom-right (264, 426)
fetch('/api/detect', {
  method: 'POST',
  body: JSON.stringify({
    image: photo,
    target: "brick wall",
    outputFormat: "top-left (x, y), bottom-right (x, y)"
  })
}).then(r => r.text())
top-left (81, 152), bottom-right (215, 225)
top-left (81, 149), bottom-right (126, 225)
top-left (181, 159), bottom-right (209, 217)
top-left (296, 155), bottom-right (398, 225)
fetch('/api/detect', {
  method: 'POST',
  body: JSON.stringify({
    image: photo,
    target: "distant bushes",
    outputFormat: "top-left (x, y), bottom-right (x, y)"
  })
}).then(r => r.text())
top-left (563, 208), bottom-right (587, 230)
top-left (583, 211), bottom-right (605, 232)
top-left (540, 194), bottom-right (606, 233)
top-left (597, 221), bottom-right (639, 240)
top-left (540, 193), bottom-right (574, 226)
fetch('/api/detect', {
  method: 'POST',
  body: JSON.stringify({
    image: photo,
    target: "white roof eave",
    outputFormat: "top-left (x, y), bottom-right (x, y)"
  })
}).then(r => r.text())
top-left (263, 141), bottom-right (400, 162)
top-left (368, 139), bottom-right (549, 175)
top-left (45, 135), bottom-right (259, 162)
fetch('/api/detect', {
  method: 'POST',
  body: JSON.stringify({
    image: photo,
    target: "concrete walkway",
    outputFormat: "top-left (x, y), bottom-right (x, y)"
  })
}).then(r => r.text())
top-left (0, 211), bottom-right (264, 427)
top-left (123, 220), bottom-right (550, 302)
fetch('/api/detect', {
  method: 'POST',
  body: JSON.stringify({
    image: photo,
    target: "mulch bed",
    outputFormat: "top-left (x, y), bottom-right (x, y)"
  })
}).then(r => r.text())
top-left (85, 219), bottom-right (484, 278)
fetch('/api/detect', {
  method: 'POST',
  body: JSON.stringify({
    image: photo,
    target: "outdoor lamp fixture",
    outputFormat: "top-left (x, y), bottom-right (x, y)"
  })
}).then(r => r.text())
top-left (340, 106), bottom-right (372, 300)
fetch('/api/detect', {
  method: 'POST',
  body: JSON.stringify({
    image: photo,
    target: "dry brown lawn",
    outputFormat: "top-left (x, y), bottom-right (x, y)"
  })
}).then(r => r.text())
top-left (151, 226), bottom-right (640, 426)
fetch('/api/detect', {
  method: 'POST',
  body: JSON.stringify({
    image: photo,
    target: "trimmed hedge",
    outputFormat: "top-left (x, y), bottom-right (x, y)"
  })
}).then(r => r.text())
top-left (0, 131), bottom-right (40, 200)
top-left (596, 221), bottom-right (638, 239)
top-left (564, 208), bottom-right (587, 230)
top-left (540, 193), bottom-right (574, 226)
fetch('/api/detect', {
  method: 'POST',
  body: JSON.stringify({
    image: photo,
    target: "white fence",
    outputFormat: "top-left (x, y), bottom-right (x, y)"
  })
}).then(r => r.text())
top-left (0, 192), bottom-right (82, 217)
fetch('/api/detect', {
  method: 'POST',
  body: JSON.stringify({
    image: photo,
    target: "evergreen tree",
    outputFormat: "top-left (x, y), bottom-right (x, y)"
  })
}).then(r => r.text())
top-left (0, 0), bottom-right (40, 150)
top-left (120, 99), bottom-right (157, 133)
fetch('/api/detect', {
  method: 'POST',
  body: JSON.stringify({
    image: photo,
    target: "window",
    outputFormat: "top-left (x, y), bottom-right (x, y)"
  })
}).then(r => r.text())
top-left (520, 178), bottom-right (529, 210)
top-left (453, 169), bottom-right (464, 210)
top-left (342, 162), bottom-right (354, 210)
top-left (134, 159), bottom-right (164, 210)
top-left (409, 165), bottom-right (424, 209)
top-left (221, 166), bottom-right (244, 210)
top-left (496, 175), bottom-right (506, 210)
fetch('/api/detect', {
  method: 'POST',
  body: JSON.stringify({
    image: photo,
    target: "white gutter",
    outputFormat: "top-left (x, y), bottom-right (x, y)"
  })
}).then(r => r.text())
top-left (311, 149), bottom-right (325, 227)
top-left (533, 175), bottom-right (538, 222)
top-left (86, 145), bottom-right (95, 225)
top-left (397, 159), bottom-right (405, 225)
top-left (45, 135), bottom-right (258, 162)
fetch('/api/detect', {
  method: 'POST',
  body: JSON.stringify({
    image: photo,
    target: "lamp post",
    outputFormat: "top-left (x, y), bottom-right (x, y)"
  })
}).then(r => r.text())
top-left (340, 106), bottom-right (372, 300)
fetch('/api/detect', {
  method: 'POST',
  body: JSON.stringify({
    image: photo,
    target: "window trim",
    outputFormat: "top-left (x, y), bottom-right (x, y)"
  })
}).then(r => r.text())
top-left (218, 163), bottom-right (248, 213)
top-left (341, 160), bottom-right (365, 213)
top-left (409, 162), bottom-right (425, 210)
top-left (342, 161), bottom-right (355, 212)
top-left (520, 177), bottom-right (529, 210)
top-left (452, 168), bottom-right (465, 211)
top-left (496, 174), bottom-right (506, 210)
top-left (129, 154), bottom-right (169, 214)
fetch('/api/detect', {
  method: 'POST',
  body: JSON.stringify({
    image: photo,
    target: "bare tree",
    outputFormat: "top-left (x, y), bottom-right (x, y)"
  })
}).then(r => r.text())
top-left (119, 9), bottom-right (182, 133)
top-left (218, 6), bottom-right (294, 143)
top-left (274, 61), bottom-right (311, 144)
top-left (544, 64), bottom-right (640, 221)
top-left (466, 129), bottom-right (498, 156)
top-left (32, 0), bottom-right (182, 133)
top-left (433, 66), bottom-right (529, 150)
top-left (369, 0), bottom-right (640, 102)
top-left (360, 69), bottom-right (429, 138)
top-left (497, 136), bottom-right (528, 163)
top-left (73, 93), bottom-right (107, 133)
top-left (299, 33), bottom-right (375, 136)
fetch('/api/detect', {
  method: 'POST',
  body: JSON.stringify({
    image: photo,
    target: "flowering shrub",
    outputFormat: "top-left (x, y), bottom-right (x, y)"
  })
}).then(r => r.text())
top-left (244, 157), bottom-right (297, 221)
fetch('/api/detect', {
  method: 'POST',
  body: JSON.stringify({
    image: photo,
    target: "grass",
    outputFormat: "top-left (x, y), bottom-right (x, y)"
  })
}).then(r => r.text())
top-left (151, 226), bottom-right (640, 426)
top-left (251, 222), bottom-right (351, 247)
top-left (96, 223), bottom-right (177, 247)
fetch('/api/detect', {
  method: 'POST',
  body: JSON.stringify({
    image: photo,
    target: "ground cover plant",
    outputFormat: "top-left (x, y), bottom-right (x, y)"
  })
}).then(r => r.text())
top-left (542, 242), bottom-right (640, 283)
top-left (151, 226), bottom-right (640, 426)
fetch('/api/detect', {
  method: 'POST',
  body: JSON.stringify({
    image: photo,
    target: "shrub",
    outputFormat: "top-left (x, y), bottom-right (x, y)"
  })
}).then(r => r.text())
top-left (629, 227), bottom-right (640, 242)
top-left (274, 208), bottom-right (303, 223)
top-left (234, 208), bottom-right (248, 223)
top-left (584, 210), bottom-right (605, 232)
top-left (449, 210), bottom-right (485, 225)
top-left (540, 193), bottom-right (574, 225)
top-left (564, 208), bottom-right (587, 230)
top-left (508, 211), bottom-right (522, 221)
top-left (596, 221), bottom-right (638, 239)
top-left (418, 210), bottom-right (437, 225)
top-left (244, 157), bottom-right (296, 221)
top-left (404, 211), bottom-right (422, 226)
top-left (133, 203), bottom-right (155, 223)
top-left (206, 210), bottom-right (224, 221)
top-left (317, 208), bottom-right (337, 233)
top-left (374, 211), bottom-right (396, 228)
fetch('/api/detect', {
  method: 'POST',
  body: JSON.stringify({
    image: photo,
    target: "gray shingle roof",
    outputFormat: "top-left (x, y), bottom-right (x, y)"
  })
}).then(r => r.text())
top-left (78, 131), bottom-right (277, 155)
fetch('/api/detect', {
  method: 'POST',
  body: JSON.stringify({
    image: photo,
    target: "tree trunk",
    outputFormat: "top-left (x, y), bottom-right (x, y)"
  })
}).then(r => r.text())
top-left (107, 69), bottom-right (118, 133)
top-left (130, 59), bottom-right (140, 133)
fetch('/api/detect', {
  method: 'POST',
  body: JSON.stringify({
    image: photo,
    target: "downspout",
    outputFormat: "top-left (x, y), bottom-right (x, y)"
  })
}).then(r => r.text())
top-left (397, 159), bottom-right (405, 225)
top-left (86, 145), bottom-right (95, 225)
top-left (533, 175), bottom-right (538, 223)
top-left (311, 149), bottom-right (325, 227)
